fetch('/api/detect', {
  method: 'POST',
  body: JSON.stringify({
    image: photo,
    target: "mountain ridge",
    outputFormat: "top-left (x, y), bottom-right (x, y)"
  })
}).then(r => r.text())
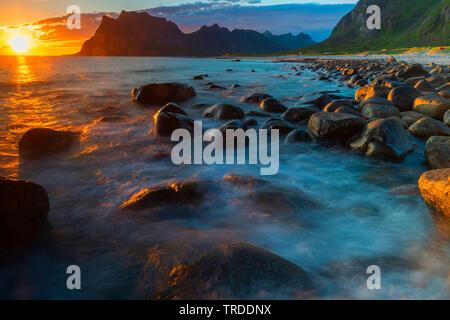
top-left (78, 11), bottom-right (316, 56)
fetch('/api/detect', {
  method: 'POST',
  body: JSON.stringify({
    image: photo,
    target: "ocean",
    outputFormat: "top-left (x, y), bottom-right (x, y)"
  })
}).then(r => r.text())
top-left (0, 56), bottom-right (448, 299)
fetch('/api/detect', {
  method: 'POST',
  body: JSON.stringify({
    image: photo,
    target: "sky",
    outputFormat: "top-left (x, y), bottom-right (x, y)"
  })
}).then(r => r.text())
top-left (0, 0), bottom-right (358, 55)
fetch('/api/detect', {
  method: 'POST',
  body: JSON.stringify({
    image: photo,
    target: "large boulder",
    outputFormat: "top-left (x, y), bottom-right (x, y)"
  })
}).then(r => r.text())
top-left (0, 177), bottom-right (49, 254)
top-left (418, 169), bottom-right (449, 218)
top-left (361, 104), bottom-right (400, 120)
top-left (307, 112), bottom-right (366, 144)
top-left (387, 85), bottom-right (422, 111)
top-left (299, 92), bottom-right (332, 109)
top-left (413, 94), bottom-right (450, 120)
top-left (131, 83), bottom-right (196, 105)
top-left (260, 118), bottom-right (295, 135)
top-left (260, 98), bottom-right (287, 113)
top-left (19, 128), bottom-right (78, 160)
top-left (154, 109), bottom-right (194, 137)
top-left (425, 136), bottom-right (450, 169)
top-left (408, 117), bottom-right (450, 139)
top-left (282, 105), bottom-right (319, 122)
top-left (350, 118), bottom-right (414, 161)
top-left (203, 104), bottom-right (244, 120)
top-left (397, 64), bottom-right (431, 80)
top-left (240, 93), bottom-right (273, 104)
top-left (153, 242), bottom-right (314, 299)
top-left (355, 86), bottom-right (390, 102)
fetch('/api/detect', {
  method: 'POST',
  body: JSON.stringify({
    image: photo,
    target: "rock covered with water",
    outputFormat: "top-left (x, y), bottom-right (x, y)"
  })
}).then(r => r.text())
top-left (260, 98), bottom-right (287, 113)
top-left (0, 177), bottom-right (49, 257)
top-left (154, 106), bottom-right (193, 137)
top-left (285, 129), bottom-right (313, 143)
top-left (203, 103), bottom-right (245, 120)
top-left (418, 169), bottom-right (449, 219)
top-left (425, 136), bottom-right (450, 169)
top-left (240, 93), bottom-right (273, 104)
top-left (307, 112), bottom-right (366, 144)
top-left (131, 82), bottom-right (196, 105)
top-left (260, 118), bottom-right (295, 135)
top-left (350, 118), bottom-right (414, 161)
top-left (282, 105), bottom-right (319, 122)
top-left (152, 242), bottom-right (314, 299)
top-left (299, 92), bottom-right (332, 109)
top-left (19, 128), bottom-right (78, 159)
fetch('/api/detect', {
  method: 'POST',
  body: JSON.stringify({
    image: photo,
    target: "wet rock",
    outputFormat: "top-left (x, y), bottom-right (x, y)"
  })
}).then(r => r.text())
top-left (131, 83), bottom-right (196, 105)
top-left (361, 104), bottom-right (400, 120)
top-left (285, 129), bottom-right (312, 143)
top-left (261, 118), bottom-right (295, 135)
top-left (158, 102), bottom-right (187, 116)
top-left (203, 104), bottom-right (244, 120)
top-left (350, 118), bottom-right (414, 161)
top-left (0, 177), bottom-right (49, 254)
top-left (209, 84), bottom-right (227, 91)
top-left (323, 100), bottom-right (354, 112)
top-left (425, 136), bottom-right (450, 169)
top-left (19, 128), bottom-right (78, 159)
top-left (387, 85), bottom-right (422, 111)
top-left (245, 118), bottom-right (258, 127)
top-left (355, 85), bottom-right (390, 102)
top-left (282, 105), bottom-right (319, 122)
top-left (120, 181), bottom-right (210, 212)
top-left (413, 94), bottom-right (450, 120)
top-left (426, 76), bottom-right (447, 88)
top-left (231, 84), bottom-right (241, 88)
top-left (260, 98), bottom-right (287, 113)
top-left (299, 92), bottom-right (332, 109)
top-left (414, 79), bottom-right (435, 93)
top-left (153, 242), bottom-right (314, 299)
top-left (308, 112), bottom-right (366, 144)
top-left (355, 79), bottom-right (369, 87)
top-left (154, 109), bottom-right (194, 137)
top-left (418, 169), bottom-right (449, 218)
top-left (444, 110), bottom-right (450, 126)
top-left (397, 64), bottom-right (431, 80)
top-left (400, 111), bottom-right (429, 126)
top-left (240, 93), bottom-right (273, 104)
top-left (192, 75), bottom-right (205, 80)
top-left (334, 106), bottom-right (362, 117)
top-left (357, 97), bottom-right (394, 112)
top-left (408, 117), bottom-right (450, 139)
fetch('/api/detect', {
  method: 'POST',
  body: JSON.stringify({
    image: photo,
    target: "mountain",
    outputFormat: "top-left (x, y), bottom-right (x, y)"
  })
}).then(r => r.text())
top-left (299, 0), bottom-right (449, 53)
top-left (263, 31), bottom-right (316, 50)
top-left (78, 11), bottom-right (315, 56)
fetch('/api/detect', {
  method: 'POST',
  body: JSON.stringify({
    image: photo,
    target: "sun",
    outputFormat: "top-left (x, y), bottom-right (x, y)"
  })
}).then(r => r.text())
top-left (8, 35), bottom-right (31, 54)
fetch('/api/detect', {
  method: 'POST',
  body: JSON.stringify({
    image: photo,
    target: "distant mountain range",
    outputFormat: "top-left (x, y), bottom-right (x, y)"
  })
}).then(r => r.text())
top-left (300, 0), bottom-right (449, 53)
top-left (78, 11), bottom-right (316, 56)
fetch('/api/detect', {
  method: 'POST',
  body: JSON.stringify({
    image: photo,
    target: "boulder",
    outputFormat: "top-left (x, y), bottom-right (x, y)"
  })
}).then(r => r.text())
top-left (240, 93), bottom-right (273, 104)
top-left (299, 92), bottom-right (332, 109)
top-left (285, 129), bottom-right (312, 143)
top-left (153, 242), bottom-right (314, 299)
top-left (158, 102), bottom-right (187, 116)
top-left (400, 111), bottom-right (429, 126)
top-left (350, 118), bottom-right (414, 161)
top-left (282, 105), bottom-right (319, 122)
top-left (397, 64), bottom-right (431, 80)
top-left (414, 79), bottom-right (435, 92)
top-left (260, 118), bottom-right (295, 135)
top-left (387, 85), bottom-right (422, 111)
top-left (444, 109), bottom-right (450, 126)
top-left (203, 104), bottom-right (244, 120)
top-left (131, 83), bottom-right (196, 104)
top-left (308, 112), bottom-right (366, 144)
top-left (19, 128), bottom-right (78, 159)
top-left (408, 117), bottom-right (450, 139)
top-left (426, 76), bottom-right (447, 88)
top-left (425, 136), bottom-right (450, 169)
top-left (120, 181), bottom-right (210, 211)
top-left (260, 98), bottom-right (287, 113)
top-left (323, 100), bottom-right (354, 112)
top-left (413, 94), bottom-right (450, 120)
top-left (418, 169), bottom-right (449, 218)
top-left (154, 109), bottom-right (194, 137)
top-left (357, 97), bottom-right (394, 112)
top-left (355, 86), bottom-right (390, 102)
top-left (0, 177), bottom-right (49, 252)
top-left (361, 104), bottom-right (400, 120)
top-left (334, 106), bottom-right (362, 117)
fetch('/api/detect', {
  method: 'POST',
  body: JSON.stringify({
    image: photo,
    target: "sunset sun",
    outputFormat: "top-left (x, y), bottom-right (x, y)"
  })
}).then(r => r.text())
top-left (8, 35), bottom-right (30, 53)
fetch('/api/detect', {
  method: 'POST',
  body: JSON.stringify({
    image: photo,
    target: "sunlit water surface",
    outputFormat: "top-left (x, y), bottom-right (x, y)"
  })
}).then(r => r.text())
top-left (0, 56), bottom-right (448, 299)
